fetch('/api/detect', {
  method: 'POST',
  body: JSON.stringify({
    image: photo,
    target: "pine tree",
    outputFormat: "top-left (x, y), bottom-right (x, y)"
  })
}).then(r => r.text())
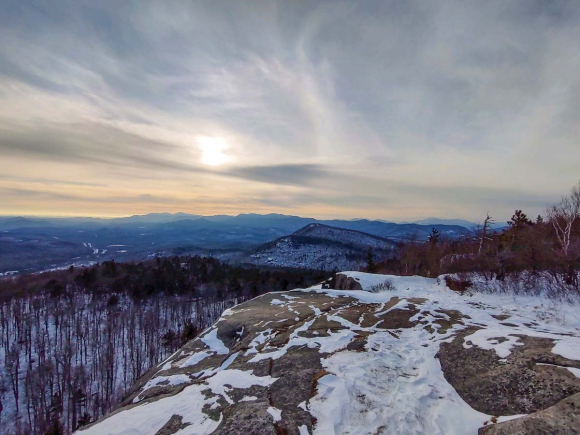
top-left (366, 248), bottom-right (377, 273)
top-left (428, 228), bottom-right (440, 245)
top-left (508, 210), bottom-right (533, 229)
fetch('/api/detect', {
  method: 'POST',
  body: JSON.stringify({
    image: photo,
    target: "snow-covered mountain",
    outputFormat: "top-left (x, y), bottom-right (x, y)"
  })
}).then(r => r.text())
top-left (235, 223), bottom-right (398, 270)
top-left (79, 272), bottom-right (580, 435)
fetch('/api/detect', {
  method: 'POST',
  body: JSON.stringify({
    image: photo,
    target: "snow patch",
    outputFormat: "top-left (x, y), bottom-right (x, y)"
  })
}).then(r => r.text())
top-left (267, 406), bottom-right (282, 422)
top-left (179, 350), bottom-right (212, 368)
top-left (205, 369), bottom-right (277, 405)
top-left (552, 339), bottom-right (580, 360)
top-left (239, 396), bottom-right (257, 402)
top-left (201, 328), bottom-right (229, 355)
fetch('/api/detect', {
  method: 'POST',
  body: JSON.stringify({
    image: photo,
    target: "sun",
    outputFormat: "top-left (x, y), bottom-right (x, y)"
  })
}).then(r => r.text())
top-left (197, 136), bottom-right (231, 166)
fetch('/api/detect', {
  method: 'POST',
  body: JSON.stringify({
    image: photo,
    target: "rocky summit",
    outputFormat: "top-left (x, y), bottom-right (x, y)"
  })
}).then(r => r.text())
top-left (78, 273), bottom-right (580, 435)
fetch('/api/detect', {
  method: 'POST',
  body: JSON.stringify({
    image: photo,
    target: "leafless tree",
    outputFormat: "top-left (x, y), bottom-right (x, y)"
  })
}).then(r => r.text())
top-left (478, 213), bottom-right (495, 255)
top-left (546, 181), bottom-right (580, 255)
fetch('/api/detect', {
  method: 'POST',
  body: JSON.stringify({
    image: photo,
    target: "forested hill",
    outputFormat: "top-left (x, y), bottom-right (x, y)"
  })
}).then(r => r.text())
top-left (234, 223), bottom-right (398, 270)
top-left (0, 257), bottom-right (330, 435)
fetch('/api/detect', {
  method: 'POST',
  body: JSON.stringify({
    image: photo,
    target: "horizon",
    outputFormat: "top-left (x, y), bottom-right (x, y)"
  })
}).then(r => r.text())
top-left (2, 1), bottom-right (579, 221)
top-left (0, 210), bottom-right (498, 226)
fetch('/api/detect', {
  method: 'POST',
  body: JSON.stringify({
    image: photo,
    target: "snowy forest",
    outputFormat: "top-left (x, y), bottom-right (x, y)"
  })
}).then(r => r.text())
top-left (0, 257), bottom-right (329, 434)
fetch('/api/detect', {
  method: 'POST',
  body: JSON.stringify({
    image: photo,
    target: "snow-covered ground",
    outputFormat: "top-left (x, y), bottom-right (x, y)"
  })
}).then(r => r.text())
top-left (303, 272), bottom-right (580, 434)
top-left (79, 273), bottom-right (580, 435)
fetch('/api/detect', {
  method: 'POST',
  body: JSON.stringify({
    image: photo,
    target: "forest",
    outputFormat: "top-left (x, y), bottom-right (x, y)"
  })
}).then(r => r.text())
top-left (370, 182), bottom-right (580, 300)
top-left (0, 257), bottom-right (329, 434)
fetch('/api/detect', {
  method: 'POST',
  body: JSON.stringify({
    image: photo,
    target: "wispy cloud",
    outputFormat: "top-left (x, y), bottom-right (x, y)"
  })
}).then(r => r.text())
top-left (0, 1), bottom-right (579, 220)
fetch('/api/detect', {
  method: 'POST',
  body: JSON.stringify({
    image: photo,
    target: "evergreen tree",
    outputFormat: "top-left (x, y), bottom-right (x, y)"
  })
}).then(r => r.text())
top-left (508, 210), bottom-right (533, 229)
top-left (366, 248), bottom-right (377, 273)
top-left (428, 228), bottom-right (440, 245)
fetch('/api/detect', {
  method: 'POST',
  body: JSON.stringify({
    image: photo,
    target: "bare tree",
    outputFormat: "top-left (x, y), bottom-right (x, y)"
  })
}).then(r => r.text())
top-left (478, 213), bottom-right (494, 255)
top-left (546, 181), bottom-right (580, 255)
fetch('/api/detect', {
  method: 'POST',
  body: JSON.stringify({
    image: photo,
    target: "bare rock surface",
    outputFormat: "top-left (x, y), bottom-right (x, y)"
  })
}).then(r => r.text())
top-left (478, 393), bottom-right (580, 434)
top-left (78, 273), bottom-right (580, 435)
top-left (438, 329), bottom-right (580, 415)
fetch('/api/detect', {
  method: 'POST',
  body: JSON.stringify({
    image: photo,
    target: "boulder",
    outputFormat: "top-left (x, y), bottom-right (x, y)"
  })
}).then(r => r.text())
top-left (322, 272), bottom-right (363, 290)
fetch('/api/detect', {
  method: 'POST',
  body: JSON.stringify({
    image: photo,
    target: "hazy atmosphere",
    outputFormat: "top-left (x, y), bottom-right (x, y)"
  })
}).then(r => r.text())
top-left (3, 3), bottom-right (580, 435)
top-left (1, 0), bottom-right (579, 221)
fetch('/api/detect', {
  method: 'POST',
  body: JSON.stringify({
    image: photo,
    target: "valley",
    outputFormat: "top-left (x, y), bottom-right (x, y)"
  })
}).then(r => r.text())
top-left (0, 214), bottom-right (472, 275)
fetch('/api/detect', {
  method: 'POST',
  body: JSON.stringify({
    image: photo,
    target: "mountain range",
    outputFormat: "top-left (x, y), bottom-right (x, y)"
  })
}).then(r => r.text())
top-left (0, 213), bottom-right (473, 274)
top-left (410, 217), bottom-right (506, 230)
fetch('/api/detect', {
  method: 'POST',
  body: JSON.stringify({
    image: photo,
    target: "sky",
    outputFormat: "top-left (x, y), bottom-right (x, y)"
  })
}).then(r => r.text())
top-left (0, 0), bottom-right (579, 222)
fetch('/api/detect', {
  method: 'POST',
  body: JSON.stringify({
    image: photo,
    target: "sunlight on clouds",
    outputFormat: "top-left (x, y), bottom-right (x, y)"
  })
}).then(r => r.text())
top-left (1, 1), bottom-right (579, 220)
top-left (196, 136), bottom-right (231, 166)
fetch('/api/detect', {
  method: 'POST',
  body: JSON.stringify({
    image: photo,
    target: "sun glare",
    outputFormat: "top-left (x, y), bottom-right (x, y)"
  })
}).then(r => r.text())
top-left (197, 136), bottom-right (231, 166)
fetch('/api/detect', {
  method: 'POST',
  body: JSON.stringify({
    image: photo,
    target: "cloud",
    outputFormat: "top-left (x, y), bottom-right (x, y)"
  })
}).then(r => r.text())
top-left (0, 1), bottom-right (579, 220)
top-left (0, 175), bottom-right (107, 188)
top-left (0, 188), bottom-right (183, 205)
top-left (230, 164), bottom-right (328, 186)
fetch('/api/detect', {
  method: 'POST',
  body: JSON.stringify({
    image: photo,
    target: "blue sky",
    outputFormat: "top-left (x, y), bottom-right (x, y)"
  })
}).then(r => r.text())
top-left (0, 0), bottom-right (579, 221)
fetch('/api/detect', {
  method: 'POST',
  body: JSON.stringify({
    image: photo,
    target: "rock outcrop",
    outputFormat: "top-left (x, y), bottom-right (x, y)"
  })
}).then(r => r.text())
top-left (79, 273), bottom-right (580, 435)
top-left (479, 393), bottom-right (580, 434)
top-left (438, 329), bottom-right (580, 416)
top-left (322, 272), bottom-right (363, 290)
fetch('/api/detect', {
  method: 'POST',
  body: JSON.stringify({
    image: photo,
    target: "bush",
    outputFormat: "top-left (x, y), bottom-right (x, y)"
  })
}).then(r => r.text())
top-left (444, 275), bottom-right (472, 293)
top-left (370, 279), bottom-right (394, 293)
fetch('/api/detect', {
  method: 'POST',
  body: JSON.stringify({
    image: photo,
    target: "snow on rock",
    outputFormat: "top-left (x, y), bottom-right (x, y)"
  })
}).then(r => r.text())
top-left (80, 273), bottom-right (580, 435)
top-left (179, 350), bottom-right (212, 368)
top-left (201, 327), bottom-right (229, 355)
top-left (310, 329), bottom-right (489, 435)
top-left (205, 369), bottom-right (277, 405)
top-left (219, 351), bottom-right (238, 370)
top-left (552, 338), bottom-right (580, 360)
top-left (267, 406), bottom-right (283, 422)
top-left (81, 382), bottom-right (223, 435)
top-left (239, 396), bottom-right (257, 402)
top-left (463, 327), bottom-right (525, 358)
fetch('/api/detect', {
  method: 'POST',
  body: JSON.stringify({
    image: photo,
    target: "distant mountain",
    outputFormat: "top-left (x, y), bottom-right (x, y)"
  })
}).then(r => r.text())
top-left (0, 212), bottom-right (473, 274)
top-left (318, 219), bottom-right (471, 240)
top-left (0, 212), bottom-right (474, 236)
top-left (0, 216), bottom-right (53, 230)
top-left (109, 212), bottom-right (203, 225)
top-left (294, 223), bottom-right (399, 250)
top-left (413, 217), bottom-right (505, 230)
top-left (213, 213), bottom-right (316, 231)
top-left (233, 223), bottom-right (398, 270)
top-left (413, 218), bottom-right (477, 229)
